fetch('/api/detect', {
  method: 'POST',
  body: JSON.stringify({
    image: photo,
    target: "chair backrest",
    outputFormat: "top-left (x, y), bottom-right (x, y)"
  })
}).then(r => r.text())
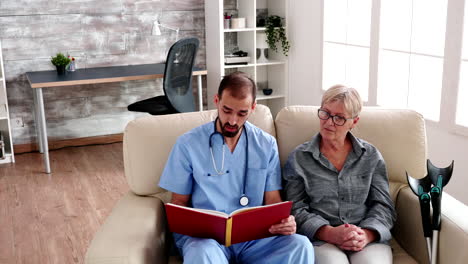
top-left (163, 37), bottom-right (199, 113)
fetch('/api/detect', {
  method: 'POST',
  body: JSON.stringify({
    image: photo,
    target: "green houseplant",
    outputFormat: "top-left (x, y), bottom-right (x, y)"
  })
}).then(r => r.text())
top-left (264, 15), bottom-right (290, 56)
top-left (51, 53), bottom-right (71, 75)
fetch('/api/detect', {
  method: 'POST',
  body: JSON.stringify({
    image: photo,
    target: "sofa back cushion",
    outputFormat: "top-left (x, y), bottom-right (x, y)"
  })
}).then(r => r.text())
top-left (123, 104), bottom-right (275, 196)
top-left (275, 106), bottom-right (427, 189)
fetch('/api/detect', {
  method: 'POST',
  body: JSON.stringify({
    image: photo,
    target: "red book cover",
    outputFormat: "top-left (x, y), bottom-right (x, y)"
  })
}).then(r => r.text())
top-left (165, 201), bottom-right (293, 246)
top-left (165, 203), bottom-right (228, 244)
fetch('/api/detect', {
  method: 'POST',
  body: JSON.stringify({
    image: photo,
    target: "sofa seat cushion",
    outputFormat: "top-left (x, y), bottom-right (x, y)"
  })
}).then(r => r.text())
top-left (168, 256), bottom-right (182, 264)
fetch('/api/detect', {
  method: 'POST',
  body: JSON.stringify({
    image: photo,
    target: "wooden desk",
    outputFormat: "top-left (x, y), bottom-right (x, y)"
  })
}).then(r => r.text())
top-left (26, 63), bottom-right (207, 173)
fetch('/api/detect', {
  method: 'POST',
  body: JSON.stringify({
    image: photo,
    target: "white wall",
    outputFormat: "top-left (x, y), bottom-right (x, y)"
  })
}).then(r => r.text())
top-left (426, 123), bottom-right (468, 205)
top-left (287, 0), bottom-right (322, 106)
top-left (288, 0), bottom-right (468, 205)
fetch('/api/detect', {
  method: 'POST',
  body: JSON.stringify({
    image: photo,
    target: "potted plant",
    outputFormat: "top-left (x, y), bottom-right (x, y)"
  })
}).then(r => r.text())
top-left (51, 53), bottom-right (71, 75)
top-left (264, 15), bottom-right (290, 56)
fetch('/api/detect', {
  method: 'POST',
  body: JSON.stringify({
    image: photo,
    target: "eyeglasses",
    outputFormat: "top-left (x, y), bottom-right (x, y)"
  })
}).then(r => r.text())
top-left (317, 109), bottom-right (354, 126)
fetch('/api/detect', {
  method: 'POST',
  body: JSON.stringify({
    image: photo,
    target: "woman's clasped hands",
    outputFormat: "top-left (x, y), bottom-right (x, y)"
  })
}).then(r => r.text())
top-left (318, 224), bottom-right (376, 252)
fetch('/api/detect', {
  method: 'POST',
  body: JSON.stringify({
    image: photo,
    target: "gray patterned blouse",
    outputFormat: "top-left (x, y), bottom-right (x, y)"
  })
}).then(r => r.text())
top-left (283, 132), bottom-right (396, 245)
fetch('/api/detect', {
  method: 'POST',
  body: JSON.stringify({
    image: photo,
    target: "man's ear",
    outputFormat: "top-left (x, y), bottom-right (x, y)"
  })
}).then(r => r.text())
top-left (251, 100), bottom-right (257, 111)
top-left (214, 94), bottom-right (220, 107)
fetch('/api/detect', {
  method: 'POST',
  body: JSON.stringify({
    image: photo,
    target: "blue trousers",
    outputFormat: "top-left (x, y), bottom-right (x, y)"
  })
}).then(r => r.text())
top-left (174, 233), bottom-right (314, 264)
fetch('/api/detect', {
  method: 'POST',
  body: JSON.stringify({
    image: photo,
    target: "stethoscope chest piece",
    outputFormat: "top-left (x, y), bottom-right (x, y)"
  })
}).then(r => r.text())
top-left (239, 195), bottom-right (249, 207)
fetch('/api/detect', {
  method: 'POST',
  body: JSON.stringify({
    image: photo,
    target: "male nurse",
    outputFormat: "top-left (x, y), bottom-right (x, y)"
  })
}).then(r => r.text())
top-left (159, 72), bottom-right (314, 263)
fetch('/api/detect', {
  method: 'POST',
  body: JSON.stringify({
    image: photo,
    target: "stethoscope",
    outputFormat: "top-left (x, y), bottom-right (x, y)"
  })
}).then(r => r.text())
top-left (209, 117), bottom-right (249, 207)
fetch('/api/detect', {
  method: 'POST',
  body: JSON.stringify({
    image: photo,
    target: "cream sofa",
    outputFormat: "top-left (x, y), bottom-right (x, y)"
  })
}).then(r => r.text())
top-left (85, 105), bottom-right (468, 264)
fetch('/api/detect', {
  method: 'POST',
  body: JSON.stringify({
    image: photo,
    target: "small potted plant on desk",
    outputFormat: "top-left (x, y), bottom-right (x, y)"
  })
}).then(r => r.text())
top-left (51, 53), bottom-right (71, 75)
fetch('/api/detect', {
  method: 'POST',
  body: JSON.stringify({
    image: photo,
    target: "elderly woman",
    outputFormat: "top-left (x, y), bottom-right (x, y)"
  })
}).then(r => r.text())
top-left (283, 85), bottom-right (396, 263)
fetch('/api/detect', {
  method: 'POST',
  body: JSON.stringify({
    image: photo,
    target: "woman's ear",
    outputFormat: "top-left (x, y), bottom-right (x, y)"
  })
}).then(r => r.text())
top-left (351, 116), bottom-right (360, 130)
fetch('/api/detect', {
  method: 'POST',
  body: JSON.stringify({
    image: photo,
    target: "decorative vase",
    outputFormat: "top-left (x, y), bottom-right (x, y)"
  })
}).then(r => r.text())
top-left (256, 33), bottom-right (269, 63)
top-left (262, 88), bottom-right (273, 95)
top-left (56, 65), bottom-right (66, 75)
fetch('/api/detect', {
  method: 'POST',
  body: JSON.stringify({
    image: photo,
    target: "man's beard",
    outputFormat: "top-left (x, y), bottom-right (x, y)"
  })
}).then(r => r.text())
top-left (219, 118), bottom-right (241, 138)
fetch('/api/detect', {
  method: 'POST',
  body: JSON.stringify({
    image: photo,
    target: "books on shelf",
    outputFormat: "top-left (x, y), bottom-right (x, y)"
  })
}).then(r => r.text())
top-left (165, 201), bottom-right (293, 247)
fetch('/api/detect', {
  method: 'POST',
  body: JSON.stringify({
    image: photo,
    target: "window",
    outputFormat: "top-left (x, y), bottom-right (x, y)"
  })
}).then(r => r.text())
top-left (378, 0), bottom-right (447, 122)
top-left (322, 0), bottom-right (451, 122)
top-left (458, 64), bottom-right (468, 127)
top-left (320, 0), bottom-right (468, 130)
top-left (456, 0), bottom-right (468, 127)
top-left (322, 0), bottom-right (372, 101)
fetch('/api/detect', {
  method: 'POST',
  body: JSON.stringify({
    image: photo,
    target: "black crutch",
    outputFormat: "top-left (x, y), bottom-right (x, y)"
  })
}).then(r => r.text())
top-left (427, 160), bottom-right (453, 264)
top-left (407, 159), bottom-right (454, 264)
top-left (407, 171), bottom-right (433, 261)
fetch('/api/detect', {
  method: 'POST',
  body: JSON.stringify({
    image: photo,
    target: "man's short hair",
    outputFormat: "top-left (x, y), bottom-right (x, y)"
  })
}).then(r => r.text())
top-left (218, 72), bottom-right (256, 102)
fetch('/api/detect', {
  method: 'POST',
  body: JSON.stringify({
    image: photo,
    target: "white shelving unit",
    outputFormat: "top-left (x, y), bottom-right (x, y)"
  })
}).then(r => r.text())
top-left (0, 41), bottom-right (15, 164)
top-left (205, 0), bottom-right (289, 116)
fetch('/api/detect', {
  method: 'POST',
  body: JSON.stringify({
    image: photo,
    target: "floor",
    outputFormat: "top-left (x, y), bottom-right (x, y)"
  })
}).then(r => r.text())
top-left (0, 143), bottom-right (129, 264)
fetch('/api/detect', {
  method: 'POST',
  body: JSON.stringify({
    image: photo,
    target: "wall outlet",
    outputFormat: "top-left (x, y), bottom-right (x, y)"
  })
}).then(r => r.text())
top-left (11, 117), bottom-right (24, 128)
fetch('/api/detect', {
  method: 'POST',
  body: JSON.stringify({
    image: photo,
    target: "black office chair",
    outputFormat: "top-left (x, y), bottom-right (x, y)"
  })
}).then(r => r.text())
top-left (128, 37), bottom-right (200, 115)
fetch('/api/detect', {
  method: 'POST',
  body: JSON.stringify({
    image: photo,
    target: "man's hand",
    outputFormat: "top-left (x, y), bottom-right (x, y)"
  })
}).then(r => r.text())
top-left (269, 215), bottom-right (297, 235)
top-left (264, 190), bottom-right (296, 235)
top-left (171, 193), bottom-right (191, 206)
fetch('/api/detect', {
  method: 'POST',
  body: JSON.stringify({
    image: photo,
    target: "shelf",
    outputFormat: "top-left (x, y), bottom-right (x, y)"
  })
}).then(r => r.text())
top-left (256, 27), bottom-right (286, 32)
top-left (205, 0), bottom-right (288, 116)
top-left (256, 60), bottom-right (286, 66)
top-left (0, 40), bottom-right (14, 164)
top-left (224, 61), bottom-right (285, 69)
top-left (224, 28), bottom-right (256, 33)
top-left (257, 94), bottom-right (286, 100)
top-left (224, 63), bottom-right (256, 69)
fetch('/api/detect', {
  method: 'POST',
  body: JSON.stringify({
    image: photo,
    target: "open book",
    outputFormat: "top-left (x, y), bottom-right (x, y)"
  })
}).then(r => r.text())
top-left (165, 201), bottom-right (293, 246)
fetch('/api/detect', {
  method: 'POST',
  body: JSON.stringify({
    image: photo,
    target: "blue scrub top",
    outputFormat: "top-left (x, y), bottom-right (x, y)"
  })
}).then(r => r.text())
top-left (159, 120), bottom-right (282, 214)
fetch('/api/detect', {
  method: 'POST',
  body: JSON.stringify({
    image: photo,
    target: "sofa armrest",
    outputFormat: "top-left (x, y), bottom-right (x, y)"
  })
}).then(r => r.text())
top-left (438, 192), bottom-right (468, 264)
top-left (85, 192), bottom-right (168, 264)
top-left (393, 187), bottom-right (468, 264)
top-left (392, 187), bottom-right (430, 263)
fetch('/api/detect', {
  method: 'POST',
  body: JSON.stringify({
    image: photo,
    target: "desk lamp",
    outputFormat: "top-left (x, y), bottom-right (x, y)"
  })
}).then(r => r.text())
top-left (152, 20), bottom-right (180, 41)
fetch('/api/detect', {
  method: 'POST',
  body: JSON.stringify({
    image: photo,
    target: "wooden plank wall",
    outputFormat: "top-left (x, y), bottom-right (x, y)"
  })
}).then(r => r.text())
top-left (0, 0), bottom-right (207, 145)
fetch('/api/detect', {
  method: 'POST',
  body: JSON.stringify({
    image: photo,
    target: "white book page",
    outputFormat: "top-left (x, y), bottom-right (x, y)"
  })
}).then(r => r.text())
top-left (167, 203), bottom-right (229, 218)
top-left (228, 201), bottom-right (290, 217)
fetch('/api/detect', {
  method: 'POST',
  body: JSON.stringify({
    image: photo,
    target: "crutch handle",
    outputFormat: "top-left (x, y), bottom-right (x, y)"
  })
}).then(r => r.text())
top-left (419, 190), bottom-right (433, 237)
top-left (431, 176), bottom-right (443, 231)
top-left (407, 172), bottom-right (433, 239)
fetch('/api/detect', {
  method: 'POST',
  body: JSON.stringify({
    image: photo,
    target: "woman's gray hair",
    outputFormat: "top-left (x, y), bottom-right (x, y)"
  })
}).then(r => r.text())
top-left (321, 84), bottom-right (363, 118)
